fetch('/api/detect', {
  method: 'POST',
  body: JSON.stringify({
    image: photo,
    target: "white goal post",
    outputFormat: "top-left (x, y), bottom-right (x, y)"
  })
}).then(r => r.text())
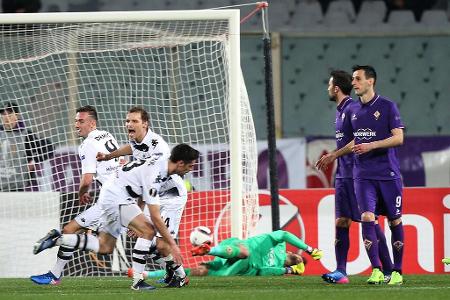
top-left (0, 10), bottom-right (258, 277)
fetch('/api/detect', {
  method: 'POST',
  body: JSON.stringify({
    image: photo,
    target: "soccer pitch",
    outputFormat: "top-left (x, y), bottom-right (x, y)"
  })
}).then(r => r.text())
top-left (1, 275), bottom-right (449, 300)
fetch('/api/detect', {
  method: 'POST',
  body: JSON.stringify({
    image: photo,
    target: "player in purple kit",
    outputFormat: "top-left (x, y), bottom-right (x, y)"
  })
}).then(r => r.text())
top-left (317, 70), bottom-right (393, 284)
top-left (350, 65), bottom-right (405, 285)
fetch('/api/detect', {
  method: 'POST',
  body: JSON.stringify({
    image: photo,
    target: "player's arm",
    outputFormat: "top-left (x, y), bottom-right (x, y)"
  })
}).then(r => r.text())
top-left (269, 230), bottom-right (322, 260)
top-left (315, 140), bottom-right (354, 171)
top-left (352, 128), bottom-right (403, 155)
top-left (147, 203), bottom-right (183, 265)
top-left (79, 173), bottom-right (94, 204)
top-left (97, 144), bottom-right (132, 161)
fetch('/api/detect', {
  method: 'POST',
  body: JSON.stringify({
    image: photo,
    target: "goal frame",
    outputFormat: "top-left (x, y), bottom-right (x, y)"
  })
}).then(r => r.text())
top-left (0, 10), bottom-right (244, 239)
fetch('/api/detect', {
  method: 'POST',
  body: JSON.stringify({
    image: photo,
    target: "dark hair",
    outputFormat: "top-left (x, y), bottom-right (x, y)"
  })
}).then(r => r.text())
top-left (0, 102), bottom-right (19, 114)
top-left (330, 70), bottom-right (352, 95)
top-left (128, 106), bottom-right (149, 123)
top-left (352, 65), bottom-right (377, 85)
top-left (76, 105), bottom-right (98, 122)
top-left (170, 143), bottom-right (200, 164)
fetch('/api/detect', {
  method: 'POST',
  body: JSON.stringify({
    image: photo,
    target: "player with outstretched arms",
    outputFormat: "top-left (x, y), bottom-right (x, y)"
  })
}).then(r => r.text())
top-left (30, 105), bottom-right (120, 285)
top-left (33, 143), bottom-right (199, 291)
top-left (97, 106), bottom-right (190, 287)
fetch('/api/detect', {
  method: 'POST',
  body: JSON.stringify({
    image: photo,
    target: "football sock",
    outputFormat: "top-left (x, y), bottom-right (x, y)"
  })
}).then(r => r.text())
top-left (132, 238), bottom-right (151, 284)
top-left (164, 254), bottom-right (186, 277)
top-left (50, 246), bottom-right (75, 277)
top-left (390, 222), bottom-right (404, 273)
top-left (335, 226), bottom-right (350, 275)
top-left (57, 233), bottom-right (99, 252)
top-left (361, 222), bottom-right (381, 269)
top-left (375, 224), bottom-right (393, 274)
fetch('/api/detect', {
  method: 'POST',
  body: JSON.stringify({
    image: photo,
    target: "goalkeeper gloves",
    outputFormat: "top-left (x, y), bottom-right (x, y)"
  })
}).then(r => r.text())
top-left (286, 262), bottom-right (305, 275)
top-left (306, 247), bottom-right (323, 260)
top-left (191, 243), bottom-right (211, 256)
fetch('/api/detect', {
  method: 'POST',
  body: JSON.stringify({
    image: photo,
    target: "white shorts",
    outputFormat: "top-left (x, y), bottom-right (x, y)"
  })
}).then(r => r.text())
top-left (143, 194), bottom-right (187, 239)
top-left (74, 204), bottom-right (102, 230)
top-left (98, 181), bottom-right (142, 238)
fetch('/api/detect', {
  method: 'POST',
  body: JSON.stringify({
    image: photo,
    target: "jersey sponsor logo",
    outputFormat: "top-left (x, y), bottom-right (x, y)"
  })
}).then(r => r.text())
top-left (354, 128), bottom-right (376, 140)
top-left (106, 166), bottom-right (118, 172)
top-left (94, 132), bottom-right (110, 141)
top-left (335, 131), bottom-right (344, 141)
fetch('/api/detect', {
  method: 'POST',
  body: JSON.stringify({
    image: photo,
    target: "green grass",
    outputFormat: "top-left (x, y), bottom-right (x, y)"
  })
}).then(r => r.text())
top-left (1, 275), bottom-right (449, 300)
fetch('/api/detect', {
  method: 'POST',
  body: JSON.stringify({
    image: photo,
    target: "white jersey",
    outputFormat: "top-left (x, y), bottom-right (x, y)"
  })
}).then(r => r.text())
top-left (129, 129), bottom-right (186, 196)
top-left (130, 129), bottom-right (170, 162)
top-left (78, 129), bottom-right (120, 185)
top-left (112, 158), bottom-right (169, 205)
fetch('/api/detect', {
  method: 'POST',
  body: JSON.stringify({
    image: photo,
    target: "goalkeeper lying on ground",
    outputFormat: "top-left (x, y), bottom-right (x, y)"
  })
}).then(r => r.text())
top-left (130, 230), bottom-right (323, 278)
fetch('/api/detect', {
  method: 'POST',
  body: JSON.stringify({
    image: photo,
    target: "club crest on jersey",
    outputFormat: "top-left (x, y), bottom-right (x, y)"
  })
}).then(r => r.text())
top-left (151, 139), bottom-right (158, 148)
top-left (374, 110), bottom-right (380, 120)
top-left (341, 113), bottom-right (345, 120)
top-left (134, 143), bottom-right (149, 152)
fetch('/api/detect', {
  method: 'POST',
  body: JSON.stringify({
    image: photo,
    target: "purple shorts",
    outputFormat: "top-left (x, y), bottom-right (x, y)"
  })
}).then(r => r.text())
top-left (334, 178), bottom-right (361, 222)
top-left (354, 178), bottom-right (403, 220)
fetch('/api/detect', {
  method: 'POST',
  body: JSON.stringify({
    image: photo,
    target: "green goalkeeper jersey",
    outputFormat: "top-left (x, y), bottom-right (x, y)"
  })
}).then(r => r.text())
top-left (206, 230), bottom-right (307, 276)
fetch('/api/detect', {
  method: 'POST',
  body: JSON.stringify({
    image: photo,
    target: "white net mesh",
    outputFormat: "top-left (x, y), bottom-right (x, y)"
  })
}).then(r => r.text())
top-left (0, 12), bottom-right (258, 277)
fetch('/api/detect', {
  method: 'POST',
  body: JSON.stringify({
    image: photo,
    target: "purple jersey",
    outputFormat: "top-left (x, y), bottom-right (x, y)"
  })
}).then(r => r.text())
top-left (350, 94), bottom-right (405, 180)
top-left (335, 97), bottom-right (355, 179)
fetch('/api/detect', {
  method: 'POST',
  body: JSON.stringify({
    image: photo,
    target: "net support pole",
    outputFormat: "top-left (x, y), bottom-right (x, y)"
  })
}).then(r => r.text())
top-left (229, 10), bottom-right (244, 239)
top-left (261, 4), bottom-right (280, 231)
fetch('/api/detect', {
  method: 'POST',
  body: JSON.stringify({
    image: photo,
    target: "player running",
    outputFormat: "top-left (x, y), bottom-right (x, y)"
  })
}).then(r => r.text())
top-left (30, 105), bottom-right (120, 285)
top-left (97, 106), bottom-right (190, 287)
top-left (33, 143), bottom-right (199, 291)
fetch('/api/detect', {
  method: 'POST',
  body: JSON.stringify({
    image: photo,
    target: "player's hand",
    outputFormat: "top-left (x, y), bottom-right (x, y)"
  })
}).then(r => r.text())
top-left (79, 193), bottom-right (92, 205)
top-left (96, 152), bottom-right (109, 161)
top-left (315, 153), bottom-right (336, 171)
top-left (352, 143), bottom-right (373, 155)
top-left (171, 244), bottom-right (183, 265)
top-left (191, 243), bottom-right (211, 256)
top-left (310, 248), bottom-right (323, 260)
top-left (290, 262), bottom-right (305, 275)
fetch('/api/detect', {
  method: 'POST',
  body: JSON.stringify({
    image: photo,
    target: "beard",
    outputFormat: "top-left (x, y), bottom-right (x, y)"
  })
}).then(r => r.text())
top-left (329, 94), bottom-right (337, 102)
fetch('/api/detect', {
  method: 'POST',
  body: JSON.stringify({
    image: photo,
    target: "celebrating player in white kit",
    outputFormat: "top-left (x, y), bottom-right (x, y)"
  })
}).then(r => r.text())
top-left (33, 143), bottom-right (199, 291)
top-left (31, 105), bottom-right (120, 285)
top-left (97, 106), bottom-right (190, 287)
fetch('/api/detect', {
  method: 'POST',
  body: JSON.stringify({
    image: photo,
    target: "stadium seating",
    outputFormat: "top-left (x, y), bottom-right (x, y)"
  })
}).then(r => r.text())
top-left (325, 0), bottom-right (356, 22)
top-left (26, 0), bottom-right (450, 137)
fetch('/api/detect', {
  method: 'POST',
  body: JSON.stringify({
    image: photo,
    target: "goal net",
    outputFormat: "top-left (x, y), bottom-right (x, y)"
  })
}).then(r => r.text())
top-left (0, 10), bottom-right (259, 277)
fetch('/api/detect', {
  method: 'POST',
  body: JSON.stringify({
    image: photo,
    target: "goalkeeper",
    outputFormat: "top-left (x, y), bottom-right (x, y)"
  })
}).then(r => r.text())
top-left (133, 230), bottom-right (322, 278)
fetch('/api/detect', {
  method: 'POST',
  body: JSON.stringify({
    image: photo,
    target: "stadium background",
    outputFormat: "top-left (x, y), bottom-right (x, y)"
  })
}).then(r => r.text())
top-left (1, 0), bottom-right (449, 277)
